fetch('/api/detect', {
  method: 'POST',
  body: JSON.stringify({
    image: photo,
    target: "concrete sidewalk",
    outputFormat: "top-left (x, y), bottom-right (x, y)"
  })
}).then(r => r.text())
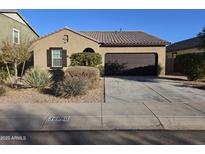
top-left (0, 102), bottom-right (205, 130)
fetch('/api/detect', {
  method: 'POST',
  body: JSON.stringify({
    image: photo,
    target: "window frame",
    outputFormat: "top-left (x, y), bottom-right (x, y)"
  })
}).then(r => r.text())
top-left (13, 28), bottom-right (20, 44)
top-left (172, 52), bottom-right (177, 58)
top-left (51, 48), bottom-right (63, 68)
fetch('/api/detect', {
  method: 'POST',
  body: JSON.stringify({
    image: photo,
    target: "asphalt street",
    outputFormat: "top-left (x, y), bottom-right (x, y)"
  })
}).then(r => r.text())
top-left (0, 130), bottom-right (205, 145)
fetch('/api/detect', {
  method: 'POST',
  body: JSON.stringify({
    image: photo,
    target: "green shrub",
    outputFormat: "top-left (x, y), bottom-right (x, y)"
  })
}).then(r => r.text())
top-left (64, 66), bottom-right (100, 89)
top-left (176, 53), bottom-right (205, 80)
top-left (70, 52), bottom-right (102, 67)
top-left (0, 85), bottom-right (6, 96)
top-left (105, 61), bottom-right (127, 75)
top-left (53, 78), bottom-right (87, 97)
top-left (97, 65), bottom-right (104, 77)
top-left (24, 68), bottom-right (53, 90)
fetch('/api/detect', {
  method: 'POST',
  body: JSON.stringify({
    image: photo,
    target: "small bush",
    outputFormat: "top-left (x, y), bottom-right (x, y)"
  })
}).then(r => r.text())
top-left (176, 53), bottom-right (205, 80)
top-left (0, 85), bottom-right (6, 96)
top-left (105, 61), bottom-right (127, 75)
top-left (24, 68), bottom-right (53, 91)
top-left (53, 78), bottom-right (87, 97)
top-left (64, 66), bottom-right (100, 89)
top-left (70, 52), bottom-right (102, 67)
top-left (97, 65), bottom-right (104, 77)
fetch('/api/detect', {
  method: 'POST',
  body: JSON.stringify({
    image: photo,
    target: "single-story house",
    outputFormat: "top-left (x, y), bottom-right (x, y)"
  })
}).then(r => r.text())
top-left (166, 36), bottom-right (205, 74)
top-left (31, 27), bottom-right (169, 76)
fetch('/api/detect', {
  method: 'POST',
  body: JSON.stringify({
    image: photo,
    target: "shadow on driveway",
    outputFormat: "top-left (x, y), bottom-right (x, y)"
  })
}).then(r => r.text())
top-left (104, 76), bottom-right (187, 83)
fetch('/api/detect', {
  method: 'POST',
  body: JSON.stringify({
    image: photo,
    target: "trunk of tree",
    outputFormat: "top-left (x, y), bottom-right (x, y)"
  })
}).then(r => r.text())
top-left (5, 63), bottom-right (12, 82)
top-left (14, 61), bottom-right (18, 88)
top-left (21, 61), bottom-right (26, 78)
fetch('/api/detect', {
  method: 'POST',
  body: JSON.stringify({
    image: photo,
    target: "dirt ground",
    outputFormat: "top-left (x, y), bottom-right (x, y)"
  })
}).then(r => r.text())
top-left (0, 79), bottom-right (104, 103)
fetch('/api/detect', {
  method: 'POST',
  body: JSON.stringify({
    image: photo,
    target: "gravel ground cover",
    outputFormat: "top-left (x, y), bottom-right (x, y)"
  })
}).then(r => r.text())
top-left (0, 80), bottom-right (104, 103)
top-left (161, 75), bottom-right (205, 90)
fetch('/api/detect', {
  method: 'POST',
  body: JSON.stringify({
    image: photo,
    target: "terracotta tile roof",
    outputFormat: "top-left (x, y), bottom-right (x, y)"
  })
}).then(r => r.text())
top-left (166, 36), bottom-right (205, 52)
top-left (81, 31), bottom-right (169, 47)
top-left (35, 27), bottom-right (169, 47)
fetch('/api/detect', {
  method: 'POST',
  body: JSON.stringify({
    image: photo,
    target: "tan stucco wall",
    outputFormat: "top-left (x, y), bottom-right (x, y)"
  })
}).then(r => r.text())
top-left (32, 29), bottom-right (166, 75)
top-left (166, 47), bottom-right (205, 74)
top-left (2, 13), bottom-right (27, 25)
top-left (32, 29), bottom-right (100, 70)
top-left (99, 47), bottom-right (166, 75)
top-left (0, 13), bottom-right (38, 46)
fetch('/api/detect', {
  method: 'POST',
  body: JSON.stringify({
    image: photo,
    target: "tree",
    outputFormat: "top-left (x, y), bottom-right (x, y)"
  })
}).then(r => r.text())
top-left (0, 39), bottom-right (32, 87)
top-left (197, 26), bottom-right (205, 37)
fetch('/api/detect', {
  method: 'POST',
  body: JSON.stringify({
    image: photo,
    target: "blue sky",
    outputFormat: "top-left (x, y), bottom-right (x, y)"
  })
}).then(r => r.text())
top-left (19, 9), bottom-right (205, 43)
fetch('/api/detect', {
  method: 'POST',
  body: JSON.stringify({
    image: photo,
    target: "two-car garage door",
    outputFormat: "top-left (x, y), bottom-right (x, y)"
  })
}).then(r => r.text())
top-left (105, 53), bottom-right (158, 76)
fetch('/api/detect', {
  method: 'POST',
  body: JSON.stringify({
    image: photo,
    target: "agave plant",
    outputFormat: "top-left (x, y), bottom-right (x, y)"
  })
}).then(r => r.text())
top-left (24, 68), bottom-right (53, 91)
top-left (53, 78), bottom-right (88, 97)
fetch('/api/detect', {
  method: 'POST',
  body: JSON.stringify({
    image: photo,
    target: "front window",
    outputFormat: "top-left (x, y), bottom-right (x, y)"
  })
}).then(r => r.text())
top-left (13, 28), bottom-right (20, 44)
top-left (172, 53), bottom-right (177, 58)
top-left (51, 49), bottom-right (62, 67)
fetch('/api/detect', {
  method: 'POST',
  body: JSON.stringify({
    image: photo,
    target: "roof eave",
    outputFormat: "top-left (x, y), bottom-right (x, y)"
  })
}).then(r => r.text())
top-left (0, 10), bottom-right (39, 37)
top-left (64, 27), bottom-right (101, 43)
top-left (166, 44), bottom-right (205, 52)
top-left (100, 43), bottom-right (168, 47)
top-left (16, 11), bottom-right (39, 37)
top-left (35, 27), bottom-right (102, 44)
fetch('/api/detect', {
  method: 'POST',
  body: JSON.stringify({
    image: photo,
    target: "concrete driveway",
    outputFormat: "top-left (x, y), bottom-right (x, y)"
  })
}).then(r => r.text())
top-left (103, 76), bottom-right (205, 130)
top-left (105, 76), bottom-right (205, 103)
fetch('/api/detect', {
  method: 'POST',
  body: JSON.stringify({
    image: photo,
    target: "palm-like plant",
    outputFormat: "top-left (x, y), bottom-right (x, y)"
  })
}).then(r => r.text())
top-left (24, 68), bottom-right (53, 91)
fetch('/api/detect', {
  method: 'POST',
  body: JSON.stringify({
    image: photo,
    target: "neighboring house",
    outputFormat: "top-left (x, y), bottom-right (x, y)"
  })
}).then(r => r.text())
top-left (0, 9), bottom-right (39, 74)
top-left (166, 36), bottom-right (205, 74)
top-left (32, 27), bottom-right (169, 76)
top-left (0, 9), bottom-right (39, 45)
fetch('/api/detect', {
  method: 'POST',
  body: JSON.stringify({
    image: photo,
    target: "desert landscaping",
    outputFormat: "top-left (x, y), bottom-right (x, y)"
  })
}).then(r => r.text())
top-left (0, 79), bottom-right (104, 103)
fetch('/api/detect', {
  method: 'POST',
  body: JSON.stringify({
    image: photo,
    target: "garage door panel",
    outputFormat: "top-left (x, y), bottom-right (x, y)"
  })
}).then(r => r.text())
top-left (105, 53), bottom-right (157, 76)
